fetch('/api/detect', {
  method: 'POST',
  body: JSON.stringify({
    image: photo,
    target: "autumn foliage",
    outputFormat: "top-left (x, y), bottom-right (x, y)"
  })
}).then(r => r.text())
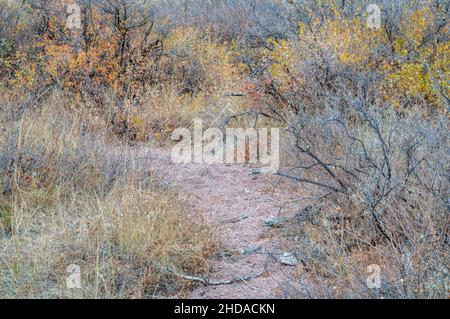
top-left (1, 1), bottom-right (447, 135)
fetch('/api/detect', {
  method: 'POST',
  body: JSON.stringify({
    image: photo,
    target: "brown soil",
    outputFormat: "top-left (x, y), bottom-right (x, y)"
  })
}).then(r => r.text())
top-left (133, 147), bottom-right (309, 298)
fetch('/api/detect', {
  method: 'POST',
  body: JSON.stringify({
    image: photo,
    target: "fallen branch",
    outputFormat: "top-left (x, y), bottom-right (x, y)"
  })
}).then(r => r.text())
top-left (220, 215), bottom-right (248, 224)
top-left (239, 276), bottom-right (272, 296)
top-left (224, 93), bottom-right (246, 97)
top-left (166, 267), bottom-right (267, 286)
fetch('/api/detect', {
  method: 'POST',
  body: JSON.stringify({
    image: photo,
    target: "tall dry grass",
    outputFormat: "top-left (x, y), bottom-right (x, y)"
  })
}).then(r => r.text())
top-left (0, 92), bottom-right (214, 298)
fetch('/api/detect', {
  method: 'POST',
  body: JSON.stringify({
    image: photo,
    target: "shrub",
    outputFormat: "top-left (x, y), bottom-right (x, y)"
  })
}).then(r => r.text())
top-left (262, 60), bottom-right (449, 298)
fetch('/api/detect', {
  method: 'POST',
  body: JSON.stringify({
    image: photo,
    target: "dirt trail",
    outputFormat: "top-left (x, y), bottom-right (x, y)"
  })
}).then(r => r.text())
top-left (135, 147), bottom-right (306, 298)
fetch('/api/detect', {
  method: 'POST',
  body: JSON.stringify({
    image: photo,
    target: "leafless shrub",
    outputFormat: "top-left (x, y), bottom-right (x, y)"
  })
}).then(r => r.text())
top-left (265, 66), bottom-right (449, 297)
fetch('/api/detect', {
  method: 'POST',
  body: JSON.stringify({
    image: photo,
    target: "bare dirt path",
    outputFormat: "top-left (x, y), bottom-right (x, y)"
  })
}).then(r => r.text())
top-left (133, 147), bottom-right (307, 298)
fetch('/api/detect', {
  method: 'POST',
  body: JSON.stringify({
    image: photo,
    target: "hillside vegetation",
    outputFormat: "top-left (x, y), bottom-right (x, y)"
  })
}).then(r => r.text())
top-left (0, 0), bottom-right (448, 298)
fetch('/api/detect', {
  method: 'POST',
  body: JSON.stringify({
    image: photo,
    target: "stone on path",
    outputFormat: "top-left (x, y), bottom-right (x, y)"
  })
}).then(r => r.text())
top-left (278, 252), bottom-right (299, 266)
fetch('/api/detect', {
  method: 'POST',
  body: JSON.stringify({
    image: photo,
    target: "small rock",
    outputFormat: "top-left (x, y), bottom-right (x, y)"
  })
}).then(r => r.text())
top-left (240, 245), bottom-right (262, 255)
top-left (278, 252), bottom-right (299, 266)
top-left (265, 215), bottom-right (284, 227)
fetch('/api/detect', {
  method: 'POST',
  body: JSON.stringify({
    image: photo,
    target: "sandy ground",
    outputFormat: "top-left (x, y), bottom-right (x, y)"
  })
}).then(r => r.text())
top-left (132, 147), bottom-right (309, 298)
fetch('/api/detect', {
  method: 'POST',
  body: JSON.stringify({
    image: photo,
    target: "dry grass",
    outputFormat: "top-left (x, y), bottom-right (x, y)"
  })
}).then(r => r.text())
top-left (0, 94), bottom-right (214, 298)
top-left (277, 103), bottom-right (449, 298)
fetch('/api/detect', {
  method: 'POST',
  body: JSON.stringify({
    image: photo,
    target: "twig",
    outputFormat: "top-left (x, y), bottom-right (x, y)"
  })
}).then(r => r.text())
top-left (219, 109), bottom-right (276, 132)
top-left (166, 267), bottom-right (267, 286)
top-left (224, 93), bottom-right (246, 97)
top-left (276, 171), bottom-right (341, 193)
top-left (220, 215), bottom-right (248, 224)
top-left (239, 276), bottom-right (272, 296)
